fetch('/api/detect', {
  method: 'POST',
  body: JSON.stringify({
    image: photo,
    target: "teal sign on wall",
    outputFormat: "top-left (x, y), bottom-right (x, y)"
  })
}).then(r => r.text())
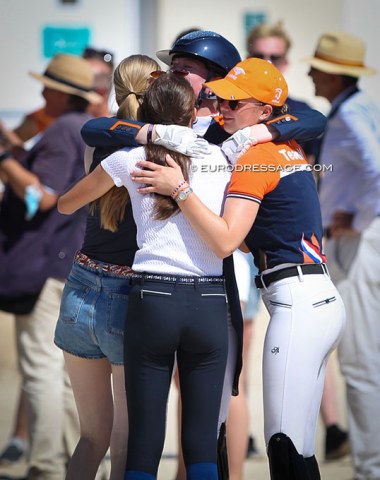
top-left (43, 26), bottom-right (91, 58)
top-left (244, 12), bottom-right (267, 36)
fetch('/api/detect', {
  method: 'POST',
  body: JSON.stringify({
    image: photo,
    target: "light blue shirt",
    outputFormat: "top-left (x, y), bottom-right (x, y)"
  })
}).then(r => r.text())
top-left (319, 86), bottom-right (380, 231)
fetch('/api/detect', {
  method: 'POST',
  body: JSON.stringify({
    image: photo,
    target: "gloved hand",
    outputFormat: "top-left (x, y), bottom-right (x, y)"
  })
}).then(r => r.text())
top-left (221, 127), bottom-right (258, 165)
top-left (154, 125), bottom-right (210, 158)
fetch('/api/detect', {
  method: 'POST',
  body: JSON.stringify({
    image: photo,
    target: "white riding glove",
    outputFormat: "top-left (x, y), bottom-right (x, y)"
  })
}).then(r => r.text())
top-left (154, 125), bottom-right (210, 158)
top-left (221, 127), bottom-right (258, 165)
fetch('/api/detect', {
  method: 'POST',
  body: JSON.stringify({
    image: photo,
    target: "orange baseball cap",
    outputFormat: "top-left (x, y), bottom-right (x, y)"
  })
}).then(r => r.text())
top-left (204, 57), bottom-right (288, 106)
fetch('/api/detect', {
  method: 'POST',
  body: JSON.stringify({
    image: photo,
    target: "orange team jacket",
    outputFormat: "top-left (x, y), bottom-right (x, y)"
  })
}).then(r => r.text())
top-left (227, 139), bottom-right (327, 271)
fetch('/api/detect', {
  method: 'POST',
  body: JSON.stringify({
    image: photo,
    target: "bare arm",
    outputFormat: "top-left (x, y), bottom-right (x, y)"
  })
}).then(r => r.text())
top-left (131, 156), bottom-right (259, 258)
top-left (57, 164), bottom-right (115, 215)
top-left (134, 124), bottom-right (151, 144)
top-left (0, 155), bottom-right (57, 210)
top-left (178, 193), bottom-right (259, 258)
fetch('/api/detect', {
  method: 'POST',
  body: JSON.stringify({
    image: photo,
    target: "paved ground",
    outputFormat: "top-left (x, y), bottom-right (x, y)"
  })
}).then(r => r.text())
top-left (0, 305), bottom-right (354, 479)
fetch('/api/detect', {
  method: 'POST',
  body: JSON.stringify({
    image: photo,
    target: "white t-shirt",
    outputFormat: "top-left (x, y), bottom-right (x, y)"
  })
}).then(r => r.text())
top-left (102, 144), bottom-right (230, 276)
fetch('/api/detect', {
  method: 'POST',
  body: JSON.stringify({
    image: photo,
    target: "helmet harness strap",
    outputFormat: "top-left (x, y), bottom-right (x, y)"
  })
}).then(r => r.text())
top-left (196, 71), bottom-right (217, 108)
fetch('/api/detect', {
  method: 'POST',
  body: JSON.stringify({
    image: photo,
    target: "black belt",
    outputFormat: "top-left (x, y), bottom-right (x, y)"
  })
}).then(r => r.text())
top-left (130, 273), bottom-right (225, 285)
top-left (255, 264), bottom-right (327, 289)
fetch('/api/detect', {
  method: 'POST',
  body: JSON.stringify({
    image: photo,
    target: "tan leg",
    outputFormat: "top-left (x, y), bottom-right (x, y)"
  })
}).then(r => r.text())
top-left (64, 353), bottom-right (113, 480)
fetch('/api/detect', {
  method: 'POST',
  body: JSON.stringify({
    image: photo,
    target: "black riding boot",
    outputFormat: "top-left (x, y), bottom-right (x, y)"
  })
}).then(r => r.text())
top-left (267, 432), bottom-right (309, 480)
top-left (305, 455), bottom-right (321, 480)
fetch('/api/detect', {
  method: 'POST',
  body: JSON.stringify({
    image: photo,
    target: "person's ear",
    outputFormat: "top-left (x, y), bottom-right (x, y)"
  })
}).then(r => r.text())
top-left (259, 104), bottom-right (273, 121)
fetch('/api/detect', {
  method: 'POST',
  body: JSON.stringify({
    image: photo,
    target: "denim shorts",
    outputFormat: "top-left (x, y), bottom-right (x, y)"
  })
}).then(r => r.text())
top-left (54, 260), bottom-right (131, 364)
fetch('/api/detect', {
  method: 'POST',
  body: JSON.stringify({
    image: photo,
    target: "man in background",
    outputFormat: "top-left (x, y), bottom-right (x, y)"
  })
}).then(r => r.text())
top-left (307, 31), bottom-right (380, 480)
top-left (0, 46), bottom-right (114, 152)
top-left (0, 47), bottom-right (113, 470)
top-left (246, 21), bottom-right (321, 163)
top-left (83, 47), bottom-right (114, 118)
top-left (0, 53), bottom-right (101, 480)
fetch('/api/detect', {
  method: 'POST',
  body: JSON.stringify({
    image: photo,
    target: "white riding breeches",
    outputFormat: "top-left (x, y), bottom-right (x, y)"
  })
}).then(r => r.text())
top-left (261, 271), bottom-right (346, 457)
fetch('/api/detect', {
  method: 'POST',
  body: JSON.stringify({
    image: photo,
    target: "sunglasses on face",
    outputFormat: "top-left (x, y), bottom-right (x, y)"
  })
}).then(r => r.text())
top-left (149, 69), bottom-right (189, 80)
top-left (217, 97), bottom-right (264, 111)
top-left (250, 53), bottom-right (286, 64)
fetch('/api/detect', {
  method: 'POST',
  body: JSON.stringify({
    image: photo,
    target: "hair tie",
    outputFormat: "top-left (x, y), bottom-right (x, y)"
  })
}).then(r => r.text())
top-left (125, 91), bottom-right (143, 101)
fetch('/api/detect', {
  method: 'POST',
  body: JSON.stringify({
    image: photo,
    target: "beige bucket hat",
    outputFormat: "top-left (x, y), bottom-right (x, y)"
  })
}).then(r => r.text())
top-left (305, 32), bottom-right (376, 77)
top-left (29, 53), bottom-right (102, 104)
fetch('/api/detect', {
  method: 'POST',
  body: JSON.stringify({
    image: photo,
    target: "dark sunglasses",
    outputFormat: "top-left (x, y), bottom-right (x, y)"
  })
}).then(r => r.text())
top-left (250, 53), bottom-right (286, 64)
top-left (83, 47), bottom-right (114, 67)
top-left (149, 69), bottom-right (189, 79)
top-left (217, 97), bottom-right (264, 111)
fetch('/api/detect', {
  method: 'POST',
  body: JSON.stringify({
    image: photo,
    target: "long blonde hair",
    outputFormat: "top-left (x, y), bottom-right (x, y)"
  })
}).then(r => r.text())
top-left (96, 55), bottom-right (160, 231)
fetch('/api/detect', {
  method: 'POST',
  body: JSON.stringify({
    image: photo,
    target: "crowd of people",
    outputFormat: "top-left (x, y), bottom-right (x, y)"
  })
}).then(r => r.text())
top-left (0, 46), bottom-right (114, 480)
top-left (0, 20), bottom-right (379, 480)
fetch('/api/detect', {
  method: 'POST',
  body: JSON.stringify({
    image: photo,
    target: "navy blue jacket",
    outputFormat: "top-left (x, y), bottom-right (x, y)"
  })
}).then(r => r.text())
top-left (81, 109), bottom-right (326, 149)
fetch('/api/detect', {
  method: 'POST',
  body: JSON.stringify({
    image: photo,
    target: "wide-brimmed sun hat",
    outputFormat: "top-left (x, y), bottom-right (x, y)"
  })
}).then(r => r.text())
top-left (205, 57), bottom-right (288, 106)
top-left (304, 32), bottom-right (376, 77)
top-left (29, 53), bottom-right (102, 104)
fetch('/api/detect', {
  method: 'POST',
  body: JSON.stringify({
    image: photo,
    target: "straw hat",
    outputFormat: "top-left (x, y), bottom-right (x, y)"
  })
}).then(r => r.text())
top-left (29, 53), bottom-right (102, 104)
top-left (305, 32), bottom-right (376, 77)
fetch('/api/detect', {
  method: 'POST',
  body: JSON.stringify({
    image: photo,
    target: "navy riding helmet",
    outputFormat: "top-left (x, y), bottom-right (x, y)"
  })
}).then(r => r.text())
top-left (156, 30), bottom-right (241, 76)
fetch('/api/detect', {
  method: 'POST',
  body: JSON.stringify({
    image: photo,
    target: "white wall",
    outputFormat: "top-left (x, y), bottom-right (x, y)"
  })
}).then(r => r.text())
top-left (1, 0), bottom-right (379, 127)
top-left (344, 0), bottom-right (380, 101)
top-left (0, 0), bottom-right (142, 125)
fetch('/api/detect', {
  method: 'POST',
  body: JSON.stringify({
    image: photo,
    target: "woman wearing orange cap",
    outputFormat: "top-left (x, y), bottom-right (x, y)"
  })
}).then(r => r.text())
top-left (130, 58), bottom-right (346, 480)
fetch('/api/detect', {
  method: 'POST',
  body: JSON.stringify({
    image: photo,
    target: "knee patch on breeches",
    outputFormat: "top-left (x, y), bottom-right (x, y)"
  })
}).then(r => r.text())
top-left (267, 433), bottom-right (309, 480)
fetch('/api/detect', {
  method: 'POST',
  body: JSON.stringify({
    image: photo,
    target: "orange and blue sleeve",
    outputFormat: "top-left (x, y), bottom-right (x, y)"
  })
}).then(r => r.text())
top-left (268, 108), bottom-right (326, 143)
top-left (227, 148), bottom-right (280, 203)
top-left (81, 116), bottom-right (144, 147)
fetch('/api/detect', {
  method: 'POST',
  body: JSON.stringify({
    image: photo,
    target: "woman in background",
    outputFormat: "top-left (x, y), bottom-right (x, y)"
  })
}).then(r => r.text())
top-left (54, 54), bottom-right (160, 480)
